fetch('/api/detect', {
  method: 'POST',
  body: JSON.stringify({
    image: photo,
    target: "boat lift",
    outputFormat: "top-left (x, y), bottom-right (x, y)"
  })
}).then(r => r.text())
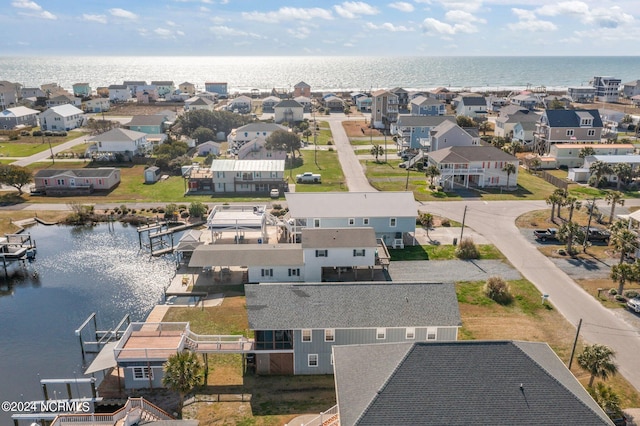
top-left (75, 313), bottom-right (130, 361)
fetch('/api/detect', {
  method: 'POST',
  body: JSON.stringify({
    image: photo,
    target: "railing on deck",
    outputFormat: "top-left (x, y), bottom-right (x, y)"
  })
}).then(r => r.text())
top-left (48, 397), bottom-right (173, 426)
top-left (288, 405), bottom-right (339, 426)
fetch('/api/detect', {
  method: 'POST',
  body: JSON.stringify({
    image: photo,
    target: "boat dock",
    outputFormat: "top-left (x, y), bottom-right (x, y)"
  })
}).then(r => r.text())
top-left (136, 220), bottom-right (205, 256)
top-left (0, 233), bottom-right (36, 277)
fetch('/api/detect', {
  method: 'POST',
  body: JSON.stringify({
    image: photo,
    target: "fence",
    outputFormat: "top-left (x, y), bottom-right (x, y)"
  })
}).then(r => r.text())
top-left (538, 170), bottom-right (568, 190)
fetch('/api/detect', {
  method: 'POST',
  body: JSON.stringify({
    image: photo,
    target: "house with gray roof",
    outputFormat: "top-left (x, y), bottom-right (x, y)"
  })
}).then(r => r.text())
top-left (622, 79), bottom-right (640, 98)
top-left (184, 96), bottom-right (215, 112)
top-left (261, 95), bottom-right (281, 112)
top-left (293, 81), bottom-right (311, 98)
top-left (32, 167), bottom-right (120, 195)
top-left (427, 145), bottom-right (519, 189)
top-left (236, 137), bottom-right (286, 161)
top-left (534, 109), bottom-right (603, 154)
top-left (333, 340), bottom-right (614, 426)
top-left (409, 95), bottom-right (446, 116)
top-left (0, 106), bottom-right (39, 129)
top-left (88, 128), bottom-right (150, 159)
top-left (392, 115), bottom-right (456, 150)
top-left (245, 282), bottom-right (461, 375)
top-left (455, 96), bottom-right (488, 119)
top-left (125, 114), bottom-right (166, 134)
top-left (512, 121), bottom-right (537, 146)
top-left (108, 84), bottom-right (130, 102)
top-left (208, 159), bottom-right (286, 195)
top-left (567, 86), bottom-right (596, 103)
top-left (274, 99), bottom-right (303, 123)
top-left (39, 104), bottom-right (85, 131)
top-left (494, 110), bottom-right (540, 139)
top-left (284, 192), bottom-right (417, 248)
top-left (428, 120), bottom-right (481, 152)
top-left (228, 122), bottom-right (288, 150)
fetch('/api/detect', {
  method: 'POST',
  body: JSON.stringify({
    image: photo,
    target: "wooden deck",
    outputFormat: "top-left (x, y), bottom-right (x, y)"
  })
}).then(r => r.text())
top-left (115, 330), bottom-right (183, 360)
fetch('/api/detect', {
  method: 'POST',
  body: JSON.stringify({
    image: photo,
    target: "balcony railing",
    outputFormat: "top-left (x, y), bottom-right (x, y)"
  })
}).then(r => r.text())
top-left (287, 405), bottom-right (339, 426)
top-left (234, 176), bottom-right (284, 183)
top-left (440, 167), bottom-right (484, 175)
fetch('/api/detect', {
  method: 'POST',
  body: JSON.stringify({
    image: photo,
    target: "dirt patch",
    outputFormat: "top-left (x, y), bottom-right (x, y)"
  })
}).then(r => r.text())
top-left (342, 120), bottom-right (384, 138)
top-left (106, 103), bottom-right (182, 116)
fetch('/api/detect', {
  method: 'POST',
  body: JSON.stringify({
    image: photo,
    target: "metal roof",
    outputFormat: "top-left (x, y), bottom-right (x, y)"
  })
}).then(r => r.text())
top-left (89, 128), bottom-right (147, 142)
top-left (246, 282), bottom-right (461, 330)
top-left (429, 146), bottom-right (517, 163)
top-left (209, 159), bottom-right (285, 172)
top-left (301, 228), bottom-right (377, 249)
top-left (285, 192), bottom-right (417, 219)
top-left (44, 104), bottom-right (84, 117)
top-left (189, 244), bottom-right (303, 267)
top-left (1, 106), bottom-right (39, 118)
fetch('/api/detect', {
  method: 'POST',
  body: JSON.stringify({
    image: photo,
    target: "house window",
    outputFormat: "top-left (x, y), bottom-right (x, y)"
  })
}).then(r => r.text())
top-left (324, 329), bottom-right (335, 342)
top-left (132, 367), bottom-right (152, 380)
top-left (313, 218), bottom-right (320, 228)
top-left (376, 328), bottom-right (386, 340)
top-left (261, 268), bottom-right (273, 277)
top-left (427, 327), bottom-right (437, 340)
top-left (348, 218), bottom-right (355, 226)
top-left (406, 327), bottom-right (415, 339)
top-left (308, 354), bottom-right (318, 367)
top-left (566, 129), bottom-right (574, 136)
top-left (353, 249), bottom-right (366, 257)
top-left (588, 129), bottom-right (595, 136)
top-left (390, 218), bottom-right (397, 227)
top-left (302, 329), bottom-right (312, 342)
top-left (363, 218), bottom-right (370, 225)
top-left (315, 250), bottom-right (328, 257)
top-left (56, 179), bottom-right (64, 185)
top-left (288, 268), bottom-right (300, 276)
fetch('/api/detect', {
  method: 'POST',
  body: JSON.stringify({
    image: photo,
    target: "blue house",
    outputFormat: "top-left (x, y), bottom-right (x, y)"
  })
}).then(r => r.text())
top-left (410, 96), bottom-right (446, 116)
top-left (392, 115), bottom-right (455, 150)
top-left (246, 282), bottom-right (461, 375)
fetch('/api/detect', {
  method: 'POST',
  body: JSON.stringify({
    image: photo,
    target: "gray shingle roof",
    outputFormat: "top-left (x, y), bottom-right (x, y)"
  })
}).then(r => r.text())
top-left (274, 99), bottom-right (303, 108)
top-left (189, 244), bottom-right (303, 268)
top-left (89, 128), bottom-right (146, 142)
top-left (34, 168), bottom-right (117, 178)
top-left (285, 192), bottom-right (416, 219)
top-left (396, 115), bottom-right (455, 127)
top-left (301, 228), bottom-right (377, 249)
top-left (429, 146), bottom-right (517, 164)
top-left (126, 115), bottom-right (165, 126)
top-left (460, 96), bottom-right (487, 106)
top-left (334, 341), bottom-right (613, 426)
top-left (245, 282), bottom-right (461, 330)
top-left (544, 109), bottom-right (603, 128)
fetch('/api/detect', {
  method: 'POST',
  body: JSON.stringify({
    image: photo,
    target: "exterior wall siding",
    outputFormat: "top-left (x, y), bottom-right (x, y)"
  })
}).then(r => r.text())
top-left (303, 216), bottom-right (415, 239)
top-left (122, 363), bottom-right (165, 389)
top-left (248, 265), bottom-right (304, 283)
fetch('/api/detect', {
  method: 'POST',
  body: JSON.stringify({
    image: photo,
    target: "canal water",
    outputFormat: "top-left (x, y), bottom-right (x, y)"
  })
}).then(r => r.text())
top-left (0, 222), bottom-right (178, 424)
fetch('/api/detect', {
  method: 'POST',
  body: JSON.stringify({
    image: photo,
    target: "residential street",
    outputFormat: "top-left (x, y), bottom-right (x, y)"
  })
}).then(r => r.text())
top-left (11, 132), bottom-right (91, 167)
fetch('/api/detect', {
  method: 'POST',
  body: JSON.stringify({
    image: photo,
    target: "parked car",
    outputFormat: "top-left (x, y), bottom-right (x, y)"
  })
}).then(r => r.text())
top-left (627, 297), bottom-right (640, 313)
top-left (270, 188), bottom-right (280, 198)
top-left (533, 228), bottom-right (558, 242)
top-left (581, 226), bottom-right (611, 243)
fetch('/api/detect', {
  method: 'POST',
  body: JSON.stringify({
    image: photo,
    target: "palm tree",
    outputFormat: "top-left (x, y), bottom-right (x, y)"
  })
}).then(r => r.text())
top-left (545, 191), bottom-right (563, 223)
top-left (589, 382), bottom-right (622, 420)
top-left (557, 221), bottom-right (583, 254)
top-left (609, 221), bottom-right (637, 265)
top-left (163, 351), bottom-right (204, 415)
top-left (589, 161), bottom-right (613, 188)
top-left (424, 165), bottom-right (441, 188)
top-left (577, 344), bottom-right (617, 387)
top-left (370, 144), bottom-right (384, 163)
top-left (502, 163), bottom-right (517, 188)
top-left (610, 262), bottom-right (639, 296)
top-left (419, 212), bottom-right (434, 240)
top-left (552, 188), bottom-right (568, 220)
top-left (510, 140), bottom-right (522, 157)
top-left (612, 163), bottom-right (632, 190)
top-left (605, 190), bottom-right (625, 224)
top-left (563, 195), bottom-right (582, 222)
top-left (579, 146), bottom-right (596, 160)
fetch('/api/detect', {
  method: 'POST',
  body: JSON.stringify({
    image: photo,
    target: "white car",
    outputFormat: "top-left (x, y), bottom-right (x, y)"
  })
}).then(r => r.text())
top-left (627, 297), bottom-right (640, 313)
top-left (270, 189), bottom-right (280, 198)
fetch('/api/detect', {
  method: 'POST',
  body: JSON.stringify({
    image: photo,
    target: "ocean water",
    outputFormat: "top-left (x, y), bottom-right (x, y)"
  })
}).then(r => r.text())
top-left (1, 56), bottom-right (639, 94)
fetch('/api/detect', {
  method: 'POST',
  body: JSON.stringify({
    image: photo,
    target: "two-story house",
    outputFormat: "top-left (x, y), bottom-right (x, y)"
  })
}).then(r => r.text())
top-left (427, 145), bottom-right (519, 189)
top-left (494, 110), bottom-right (540, 139)
top-left (592, 76), bottom-right (621, 103)
top-left (228, 123), bottom-right (288, 150)
top-left (204, 82), bottom-right (228, 98)
top-left (390, 87), bottom-right (409, 112)
top-left (178, 81), bottom-right (196, 96)
top-left (46, 94), bottom-right (80, 108)
top-left (567, 86), bottom-right (596, 103)
top-left (124, 115), bottom-right (166, 134)
top-left (123, 81), bottom-right (146, 97)
top-left (274, 99), bottom-right (304, 124)
top-left (236, 137), bottom-right (286, 160)
top-left (88, 128), bottom-right (151, 159)
top-left (39, 104), bottom-right (85, 131)
top-left (72, 83), bottom-right (91, 98)
top-left (82, 98), bottom-right (110, 113)
top-left (0, 81), bottom-right (19, 110)
top-left (108, 84), bottom-right (130, 103)
top-left (135, 85), bottom-right (159, 103)
top-left (0, 106), bottom-right (39, 129)
top-left (455, 96), bottom-right (488, 119)
top-left (209, 159), bottom-right (286, 194)
top-left (409, 96), bottom-right (446, 116)
top-left (324, 95), bottom-right (345, 112)
top-left (261, 96), bottom-right (281, 112)
top-left (392, 115), bottom-right (456, 151)
top-left (228, 95), bottom-right (252, 114)
top-left (293, 81), bottom-right (311, 98)
top-left (509, 93), bottom-right (539, 110)
top-left (371, 90), bottom-right (399, 130)
top-left (184, 96), bottom-right (215, 112)
top-left (355, 96), bottom-right (372, 112)
top-left (293, 96), bottom-right (312, 112)
top-left (150, 81), bottom-right (174, 98)
top-left (533, 109), bottom-right (603, 154)
top-left (284, 191), bottom-right (417, 248)
top-left (427, 120), bottom-right (480, 152)
top-left (622, 80), bottom-right (640, 98)
top-left (246, 282), bottom-right (461, 375)
top-left (512, 121), bottom-right (537, 147)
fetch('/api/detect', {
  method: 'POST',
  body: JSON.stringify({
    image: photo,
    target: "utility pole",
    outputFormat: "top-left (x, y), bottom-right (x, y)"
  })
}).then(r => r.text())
top-left (48, 137), bottom-right (55, 164)
top-left (313, 107), bottom-right (318, 168)
top-left (568, 318), bottom-right (583, 369)
top-left (583, 196), bottom-right (597, 252)
top-left (460, 205), bottom-right (468, 243)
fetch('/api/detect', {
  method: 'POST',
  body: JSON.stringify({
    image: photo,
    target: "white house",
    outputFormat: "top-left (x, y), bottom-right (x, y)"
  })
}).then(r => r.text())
top-left (39, 104), bottom-right (85, 131)
top-left (427, 120), bottom-right (479, 152)
top-left (237, 137), bottom-right (286, 160)
top-left (108, 84), bottom-right (130, 102)
top-left (0, 106), bottom-right (39, 129)
top-left (228, 95), bottom-right (252, 113)
top-left (197, 141), bottom-right (221, 157)
top-left (293, 96), bottom-right (312, 112)
top-left (209, 159), bottom-right (286, 194)
top-left (82, 98), bottom-right (110, 113)
top-left (184, 96), bottom-right (215, 112)
top-left (228, 123), bottom-right (289, 150)
top-left (89, 128), bottom-right (151, 158)
top-left (274, 100), bottom-right (304, 124)
top-left (455, 96), bottom-right (487, 119)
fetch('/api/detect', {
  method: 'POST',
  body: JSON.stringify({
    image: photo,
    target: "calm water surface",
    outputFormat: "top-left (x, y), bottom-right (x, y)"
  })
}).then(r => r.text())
top-left (0, 223), bottom-right (176, 424)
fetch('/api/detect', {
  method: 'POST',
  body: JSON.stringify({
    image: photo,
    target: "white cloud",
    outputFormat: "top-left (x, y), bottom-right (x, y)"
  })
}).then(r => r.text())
top-left (507, 7), bottom-right (557, 32)
top-left (242, 7), bottom-right (333, 23)
top-left (11, 0), bottom-right (41, 10)
top-left (166, 20), bottom-right (176, 27)
top-left (585, 6), bottom-right (634, 28)
top-left (82, 14), bottom-right (107, 24)
top-left (422, 8), bottom-right (485, 35)
top-left (210, 25), bottom-right (263, 38)
top-left (445, 10), bottom-right (486, 24)
top-left (199, 7), bottom-right (210, 12)
top-left (287, 27), bottom-right (311, 39)
top-left (154, 28), bottom-right (173, 37)
top-left (39, 10), bottom-right (56, 20)
top-left (365, 22), bottom-right (412, 31)
top-left (536, 1), bottom-right (589, 17)
top-left (435, 0), bottom-right (482, 13)
top-left (210, 16), bottom-right (225, 24)
top-left (334, 1), bottom-right (379, 19)
top-left (389, 2), bottom-right (414, 12)
top-left (511, 8), bottom-right (535, 21)
top-left (109, 8), bottom-right (138, 20)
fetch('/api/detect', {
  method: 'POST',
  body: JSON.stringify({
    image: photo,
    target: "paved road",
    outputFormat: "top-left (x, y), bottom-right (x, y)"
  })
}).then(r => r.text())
top-left (11, 132), bottom-right (91, 167)
top-left (421, 199), bottom-right (640, 392)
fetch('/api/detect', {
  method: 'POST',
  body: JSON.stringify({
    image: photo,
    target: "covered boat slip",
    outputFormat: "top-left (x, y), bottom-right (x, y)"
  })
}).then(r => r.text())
top-left (207, 204), bottom-right (269, 244)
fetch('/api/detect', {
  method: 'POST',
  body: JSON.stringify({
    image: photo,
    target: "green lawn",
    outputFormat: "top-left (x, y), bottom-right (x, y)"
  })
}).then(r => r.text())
top-left (389, 244), bottom-right (504, 261)
top-left (288, 150), bottom-right (346, 192)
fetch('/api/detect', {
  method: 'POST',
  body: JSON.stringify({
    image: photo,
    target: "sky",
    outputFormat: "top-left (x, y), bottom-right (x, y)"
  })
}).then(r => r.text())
top-left (2, 0), bottom-right (640, 56)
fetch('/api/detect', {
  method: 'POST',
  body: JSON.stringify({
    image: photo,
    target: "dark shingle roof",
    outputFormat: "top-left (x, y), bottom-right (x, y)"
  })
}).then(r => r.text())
top-left (334, 341), bottom-right (613, 426)
top-left (429, 146), bottom-right (517, 164)
top-left (246, 282), bottom-right (461, 330)
top-left (126, 115), bottom-right (165, 126)
top-left (397, 115), bottom-right (454, 127)
top-left (301, 228), bottom-right (377, 249)
top-left (460, 96), bottom-right (487, 106)
top-left (274, 99), bottom-right (303, 108)
top-left (544, 109), bottom-right (603, 128)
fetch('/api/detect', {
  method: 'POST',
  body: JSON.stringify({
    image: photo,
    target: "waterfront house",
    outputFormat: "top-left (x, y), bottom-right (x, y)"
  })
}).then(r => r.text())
top-left (332, 340), bottom-right (614, 426)
top-left (355, 96), bottom-right (372, 112)
top-left (622, 80), bottom-right (640, 98)
top-left (294, 96), bottom-right (312, 112)
top-left (88, 128), bottom-right (151, 159)
top-left (293, 81), bottom-right (311, 98)
top-left (428, 87), bottom-right (454, 101)
top-left (427, 145), bottom-right (519, 189)
top-left (284, 191), bottom-right (416, 248)
top-left (494, 110), bottom-right (540, 139)
top-left (391, 115), bottom-right (456, 150)
top-left (33, 167), bottom-right (120, 195)
top-left (567, 86), bottom-right (596, 103)
top-left (108, 84), bottom-right (130, 103)
top-left (178, 81), bottom-right (196, 96)
top-left (455, 96), bottom-right (488, 119)
top-left (274, 99), bottom-right (304, 124)
top-left (184, 96), bottom-right (215, 112)
top-left (246, 282), bottom-right (461, 375)
top-left (205, 82), bottom-right (228, 98)
top-left (46, 93), bottom-right (80, 108)
top-left (0, 81), bottom-right (19, 110)
top-left (261, 96), bottom-right (281, 112)
top-left (533, 109), bottom-right (603, 154)
top-left (324, 95), bottom-right (345, 112)
top-left (409, 96), bottom-right (446, 116)
top-left (82, 98), bottom-right (110, 113)
top-left (237, 137), bottom-right (286, 160)
top-left (543, 95), bottom-right (572, 109)
top-left (228, 122), bottom-right (288, 150)
top-left (135, 85), bottom-right (159, 103)
top-left (0, 106), bottom-right (39, 129)
top-left (150, 81), bottom-right (174, 98)
top-left (426, 120), bottom-right (480, 152)
top-left (512, 121), bottom-right (536, 147)
top-left (209, 159), bottom-right (286, 195)
top-left (72, 83), bottom-right (91, 98)
top-left (390, 87), bottom-right (409, 112)
top-left (20, 87), bottom-right (46, 99)
top-left (228, 95), bottom-right (252, 114)
top-left (509, 92), bottom-right (539, 110)
top-left (125, 115), bottom-right (166, 134)
top-left (371, 90), bottom-right (399, 130)
top-left (592, 76), bottom-right (621, 103)
top-left (197, 141), bottom-right (221, 157)
top-left (123, 81), bottom-right (146, 96)
top-left (39, 104), bottom-right (85, 131)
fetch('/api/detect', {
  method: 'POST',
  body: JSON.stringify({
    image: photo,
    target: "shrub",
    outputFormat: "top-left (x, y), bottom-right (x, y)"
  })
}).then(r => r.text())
top-left (455, 238), bottom-right (479, 259)
top-left (615, 295), bottom-right (626, 302)
top-left (609, 288), bottom-right (617, 295)
top-left (272, 203), bottom-right (282, 210)
top-left (624, 291), bottom-right (639, 299)
top-left (483, 276), bottom-right (513, 305)
top-left (180, 211), bottom-right (190, 218)
top-left (440, 218), bottom-right (450, 227)
top-left (328, 147), bottom-right (334, 152)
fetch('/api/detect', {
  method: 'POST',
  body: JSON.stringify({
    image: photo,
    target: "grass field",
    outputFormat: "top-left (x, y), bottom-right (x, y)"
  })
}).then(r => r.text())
top-left (288, 150), bottom-right (346, 192)
top-left (388, 244), bottom-right (504, 261)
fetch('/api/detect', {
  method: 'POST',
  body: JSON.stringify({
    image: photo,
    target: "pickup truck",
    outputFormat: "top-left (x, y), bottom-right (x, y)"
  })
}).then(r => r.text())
top-left (296, 172), bottom-right (321, 183)
top-left (533, 228), bottom-right (558, 242)
top-left (581, 226), bottom-right (611, 243)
